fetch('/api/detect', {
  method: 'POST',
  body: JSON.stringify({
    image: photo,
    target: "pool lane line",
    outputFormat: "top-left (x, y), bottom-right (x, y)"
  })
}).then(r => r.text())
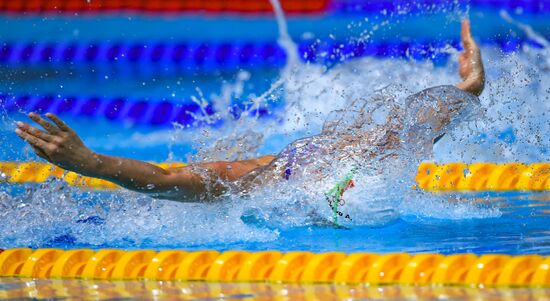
top-left (416, 162), bottom-right (550, 192)
top-left (0, 0), bottom-right (329, 14)
top-left (0, 94), bottom-right (265, 127)
top-left (0, 162), bottom-right (186, 190)
top-left (0, 38), bottom-right (537, 72)
top-left (0, 161), bottom-right (548, 191)
top-left (0, 248), bottom-right (550, 287)
top-left (2, 0), bottom-right (550, 15)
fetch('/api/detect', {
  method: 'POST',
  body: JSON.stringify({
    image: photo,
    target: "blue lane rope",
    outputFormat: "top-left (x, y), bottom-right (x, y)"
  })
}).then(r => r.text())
top-left (0, 94), bottom-right (273, 127)
top-left (330, 0), bottom-right (550, 14)
top-left (1, 38), bottom-right (544, 74)
top-left (0, 41), bottom-right (286, 72)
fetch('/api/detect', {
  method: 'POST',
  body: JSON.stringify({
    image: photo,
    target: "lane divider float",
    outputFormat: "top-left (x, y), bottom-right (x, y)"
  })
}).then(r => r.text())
top-left (0, 41), bottom-right (287, 72)
top-left (0, 0), bottom-right (328, 14)
top-left (416, 162), bottom-right (549, 192)
top-left (334, 0), bottom-right (550, 14)
top-left (1, 94), bottom-right (217, 127)
top-left (1, 248), bottom-right (550, 287)
top-left (0, 93), bottom-right (275, 127)
top-left (1, 0), bottom-right (548, 15)
top-left (0, 40), bottom-right (452, 72)
top-left (0, 162), bottom-right (186, 189)
top-left (1, 38), bottom-right (534, 73)
top-left (0, 162), bottom-right (548, 191)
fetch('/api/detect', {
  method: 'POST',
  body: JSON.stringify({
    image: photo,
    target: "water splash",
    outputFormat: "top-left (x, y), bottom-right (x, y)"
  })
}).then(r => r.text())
top-left (500, 10), bottom-right (550, 69)
top-left (1, 2), bottom-right (549, 248)
top-left (268, 0), bottom-right (299, 67)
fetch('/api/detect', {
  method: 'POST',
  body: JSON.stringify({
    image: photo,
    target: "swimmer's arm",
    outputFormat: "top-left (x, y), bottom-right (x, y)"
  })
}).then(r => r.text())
top-left (415, 20), bottom-right (485, 131)
top-left (15, 112), bottom-right (275, 201)
top-left (77, 154), bottom-right (275, 200)
top-left (157, 155), bottom-right (276, 199)
top-left (14, 112), bottom-right (200, 198)
top-left (455, 20), bottom-right (485, 96)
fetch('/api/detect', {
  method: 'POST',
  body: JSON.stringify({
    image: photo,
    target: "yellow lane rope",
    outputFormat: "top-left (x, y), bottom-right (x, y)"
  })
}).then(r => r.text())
top-left (0, 161), bottom-right (548, 191)
top-left (0, 248), bottom-right (549, 287)
top-left (416, 162), bottom-right (549, 191)
top-left (0, 162), bottom-right (186, 190)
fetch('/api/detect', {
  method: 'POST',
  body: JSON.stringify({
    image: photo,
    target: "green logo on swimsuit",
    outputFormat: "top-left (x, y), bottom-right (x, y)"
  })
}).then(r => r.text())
top-left (325, 166), bottom-right (357, 227)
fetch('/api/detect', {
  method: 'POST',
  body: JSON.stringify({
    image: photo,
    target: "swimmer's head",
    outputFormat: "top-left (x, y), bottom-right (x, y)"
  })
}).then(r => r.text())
top-left (431, 87), bottom-right (483, 136)
top-left (403, 85), bottom-right (482, 149)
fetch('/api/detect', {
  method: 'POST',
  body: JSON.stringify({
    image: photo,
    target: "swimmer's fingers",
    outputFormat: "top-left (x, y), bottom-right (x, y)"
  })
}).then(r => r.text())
top-left (16, 121), bottom-right (54, 142)
top-left (15, 127), bottom-right (52, 152)
top-left (16, 122), bottom-right (50, 159)
top-left (45, 113), bottom-right (71, 132)
top-left (28, 112), bottom-right (60, 134)
top-left (461, 20), bottom-right (479, 52)
top-left (30, 145), bottom-right (50, 160)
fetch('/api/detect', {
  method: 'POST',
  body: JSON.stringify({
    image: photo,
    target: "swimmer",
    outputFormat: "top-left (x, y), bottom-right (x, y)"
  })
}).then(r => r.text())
top-left (15, 20), bottom-right (485, 202)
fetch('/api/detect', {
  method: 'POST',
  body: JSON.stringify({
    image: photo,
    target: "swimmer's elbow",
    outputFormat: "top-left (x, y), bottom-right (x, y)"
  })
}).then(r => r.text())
top-left (456, 76), bottom-right (485, 96)
top-left (134, 167), bottom-right (206, 202)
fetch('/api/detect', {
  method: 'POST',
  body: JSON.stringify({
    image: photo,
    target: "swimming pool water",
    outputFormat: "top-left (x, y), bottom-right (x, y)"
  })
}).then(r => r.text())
top-left (1, 175), bottom-right (549, 254)
top-left (0, 1), bottom-right (549, 257)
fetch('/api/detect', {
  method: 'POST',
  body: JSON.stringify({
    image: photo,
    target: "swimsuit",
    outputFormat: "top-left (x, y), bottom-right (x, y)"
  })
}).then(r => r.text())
top-left (281, 138), bottom-right (322, 180)
top-left (284, 147), bottom-right (296, 180)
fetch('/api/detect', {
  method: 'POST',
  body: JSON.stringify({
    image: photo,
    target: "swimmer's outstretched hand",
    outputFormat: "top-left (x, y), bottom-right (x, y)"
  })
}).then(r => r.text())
top-left (456, 20), bottom-right (485, 96)
top-left (15, 112), bottom-right (96, 174)
top-left (15, 112), bottom-right (274, 201)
